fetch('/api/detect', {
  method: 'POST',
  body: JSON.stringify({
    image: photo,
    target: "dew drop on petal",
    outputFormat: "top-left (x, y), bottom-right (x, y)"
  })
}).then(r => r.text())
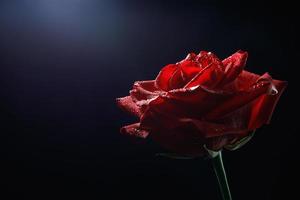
top-left (268, 83), bottom-right (278, 95)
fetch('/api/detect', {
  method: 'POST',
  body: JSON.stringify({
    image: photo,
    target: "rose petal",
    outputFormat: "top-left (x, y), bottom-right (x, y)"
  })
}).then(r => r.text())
top-left (225, 70), bottom-right (260, 92)
top-left (184, 52), bottom-right (197, 61)
top-left (247, 79), bottom-right (287, 129)
top-left (196, 51), bottom-right (222, 68)
top-left (205, 73), bottom-right (275, 120)
top-left (149, 122), bottom-right (207, 156)
top-left (140, 107), bottom-right (179, 130)
top-left (168, 68), bottom-right (186, 89)
top-left (133, 80), bottom-right (157, 92)
top-left (130, 80), bottom-right (158, 102)
top-left (183, 51), bottom-right (224, 88)
top-left (147, 116), bottom-right (248, 155)
top-left (184, 62), bottom-right (224, 89)
top-left (142, 86), bottom-right (231, 120)
top-left (209, 77), bottom-right (287, 132)
top-left (120, 123), bottom-right (149, 138)
top-left (155, 52), bottom-right (225, 91)
top-left (169, 85), bottom-right (231, 104)
top-left (168, 54), bottom-right (206, 89)
top-left (169, 55), bottom-right (203, 90)
top-left (179, 59), bottom-right (202, 78)
top-left (155, 64), bottom-right (178, 91)
top-left (116, 96), bottom-right (141, 117)
top-left (179, 118), bottom-right (248, 138)
top-left (177, 116), bottom-right (251, 151)
top-left (220, 50), bottom-right (248, 85)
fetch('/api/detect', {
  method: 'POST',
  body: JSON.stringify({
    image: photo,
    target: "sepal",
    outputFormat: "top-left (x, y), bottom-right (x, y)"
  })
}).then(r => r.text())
top-left (204, 145), bottom-right (221, 158)
top-left (225, 130), bottom-right (256, 151)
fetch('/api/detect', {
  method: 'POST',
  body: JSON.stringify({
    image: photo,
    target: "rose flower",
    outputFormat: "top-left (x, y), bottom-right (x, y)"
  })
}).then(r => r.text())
top-left (116, 50), bottom-right (287, 156)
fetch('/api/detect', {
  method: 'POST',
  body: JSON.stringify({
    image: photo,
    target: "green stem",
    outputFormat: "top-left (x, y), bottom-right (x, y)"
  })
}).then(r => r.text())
top-left (212, 151), bottom-right (232, 200)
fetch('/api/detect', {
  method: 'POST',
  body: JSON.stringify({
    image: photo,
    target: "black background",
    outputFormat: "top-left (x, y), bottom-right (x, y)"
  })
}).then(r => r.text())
top-left (0, 0), bottom-right (298, 199)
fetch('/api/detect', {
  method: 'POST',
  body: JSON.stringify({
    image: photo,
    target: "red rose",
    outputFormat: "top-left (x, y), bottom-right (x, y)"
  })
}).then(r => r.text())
top-left (117, 50), bottom-right (287, 156)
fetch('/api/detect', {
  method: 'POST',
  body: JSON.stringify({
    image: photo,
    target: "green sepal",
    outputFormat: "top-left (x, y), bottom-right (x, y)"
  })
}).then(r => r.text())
top-left (225, 130), bottom-right (256, 151)
top-left (204, 145), bottom-right (221, 158)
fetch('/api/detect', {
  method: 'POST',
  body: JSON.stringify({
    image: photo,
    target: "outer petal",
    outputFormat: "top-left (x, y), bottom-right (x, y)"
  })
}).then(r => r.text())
top-left (130, 80), bottom-right (158, 102)
top-left (116, 96), bottom-right (141, 117)
top-left (248, 79), bottom-right (287, 129)
top-left (143, 115), bottom-right (249, 155)
top-left (220, 50), bottom-right (248, 85)
top-left (148, 121), bottom-right (207, 156)
top-left (178, 118), bottom-right (248, 138)
top-left (133, 80), bottom-right (157, 92)
top-left (233, 70), bottom-right (260, 90)
top-left (206, 77), bottom-right (287, 137)
top-left (142, 85), bottom-right (231, 120)
top-left (120, 123), bottom-right (149, 138)
top-left (175, 117), bottom-right (253, 152)
top-left (205, 73), bottom-right (276, 120)
top-left (223, 70), bottom-right (260, 92)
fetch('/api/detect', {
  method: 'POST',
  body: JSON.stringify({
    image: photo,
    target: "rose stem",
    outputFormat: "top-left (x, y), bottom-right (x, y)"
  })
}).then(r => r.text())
top-left (212, 151), bottom-right (232, 200)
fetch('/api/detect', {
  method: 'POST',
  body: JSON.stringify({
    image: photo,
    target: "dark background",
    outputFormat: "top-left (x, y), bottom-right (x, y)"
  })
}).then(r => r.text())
top-left (0, 0), bottom-right (297, 199)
